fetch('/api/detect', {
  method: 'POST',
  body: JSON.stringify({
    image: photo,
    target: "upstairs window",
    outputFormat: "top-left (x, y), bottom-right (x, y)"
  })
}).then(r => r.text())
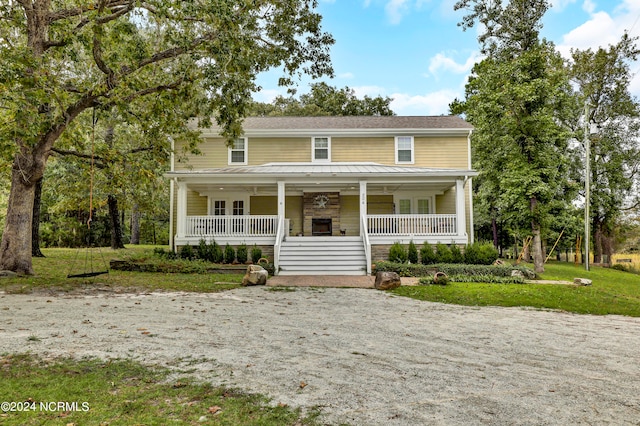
top-left (312, 137), bottom-right (330, 162)
top-left (229, 137), bottom-right (247, 165)
top-left (395, 136), bottom-right (414, 164)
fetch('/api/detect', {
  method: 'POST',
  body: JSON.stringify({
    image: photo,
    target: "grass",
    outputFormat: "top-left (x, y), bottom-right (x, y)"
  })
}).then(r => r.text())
top-left (0, 245), bottom-right (243, 294)
top-left (0, 354), bottom-right (319, 425)
top-left (391, 261), bottom-right (640, 316)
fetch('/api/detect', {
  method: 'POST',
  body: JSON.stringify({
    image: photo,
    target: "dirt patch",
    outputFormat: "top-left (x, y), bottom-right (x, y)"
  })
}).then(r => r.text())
top-left (1, 287), bottom-right (639, 425)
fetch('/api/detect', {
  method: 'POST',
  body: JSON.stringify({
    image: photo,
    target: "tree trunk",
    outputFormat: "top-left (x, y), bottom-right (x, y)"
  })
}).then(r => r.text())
top-left (0, 166), bottom-right (37, 274)
top-left (530, 197), bottom-right (544, 273)
top-left (491, 215), bottom-right (498, 249)
top-left (108, 194), bottom-right (126, 249)
top-left (130, 203), bottom-right (141, 245)
top-left (31, 177), bottom-right (45, 258)
top-left (593, 218), bottom-right (603, 264)
top-left (602, 220), bottom-right (615, 265)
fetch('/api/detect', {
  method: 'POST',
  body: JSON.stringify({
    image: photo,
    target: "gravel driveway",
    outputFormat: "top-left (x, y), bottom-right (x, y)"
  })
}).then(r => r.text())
top-left (1, 286), bottom-right (640, 425)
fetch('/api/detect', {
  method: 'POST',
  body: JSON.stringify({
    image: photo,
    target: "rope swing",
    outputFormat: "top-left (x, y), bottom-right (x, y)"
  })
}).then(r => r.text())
top-left (67, 108), bottom-right (109, 279)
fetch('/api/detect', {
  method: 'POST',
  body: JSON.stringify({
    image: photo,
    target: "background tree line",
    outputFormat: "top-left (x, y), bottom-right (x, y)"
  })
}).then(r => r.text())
top-left (452, 0), bottom-right (640, 272)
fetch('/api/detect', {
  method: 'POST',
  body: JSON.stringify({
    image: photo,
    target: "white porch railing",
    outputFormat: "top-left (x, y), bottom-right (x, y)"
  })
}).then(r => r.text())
top-left (367, 214), bottom-right (457, 236)
top-left (185, 215), bottom-right (278, 237)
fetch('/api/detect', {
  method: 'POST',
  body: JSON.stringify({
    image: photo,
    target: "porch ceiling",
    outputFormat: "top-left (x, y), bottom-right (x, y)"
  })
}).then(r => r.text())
top-left (186, 181), bottom-right (458, 196)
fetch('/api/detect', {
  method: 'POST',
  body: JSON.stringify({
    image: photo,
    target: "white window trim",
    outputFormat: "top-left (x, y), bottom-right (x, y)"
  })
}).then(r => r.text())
top-left (208, 195), bottom-right (250, 215)
top-left (393, 193), bottom-right (435, 214)
top-left (312, 136), bottom-right (331, 162)
top-left (395, 136), bottom-right (414, 164)
top-left (228, 137), bottom-right (248, 165)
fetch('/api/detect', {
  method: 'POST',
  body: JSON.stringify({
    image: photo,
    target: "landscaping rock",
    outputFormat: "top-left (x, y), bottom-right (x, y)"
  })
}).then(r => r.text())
top-left (433, 271), bottom-right (449, 285)
top-left (0, 270), bottom-right (17, 278)
top-left (574, 278), bottom-right (593, 286)
top-left (511, 269), bottom-right (525, 279)
top-left (374, 271), bottom-right (401, 290)
top-left (242, 265), bottom-right (268, 286)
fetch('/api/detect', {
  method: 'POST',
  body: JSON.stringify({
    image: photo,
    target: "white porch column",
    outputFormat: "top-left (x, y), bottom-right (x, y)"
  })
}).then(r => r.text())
top-left (455, 178), bottom-right (467, 238)
top-left (359, 180), bottom-right (367, 234)
top-left (277, 181), bottom-right (285, 219)
top-left (176, 181), bottom-right (187, 238)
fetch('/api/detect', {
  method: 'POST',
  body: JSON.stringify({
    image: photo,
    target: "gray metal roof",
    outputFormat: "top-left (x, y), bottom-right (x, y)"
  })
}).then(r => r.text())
top-left (167, 162), bottom-right (477, 178)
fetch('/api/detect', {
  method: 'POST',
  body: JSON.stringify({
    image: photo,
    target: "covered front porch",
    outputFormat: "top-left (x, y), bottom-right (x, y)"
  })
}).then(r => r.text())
top-left (167, 162), bottom-right (477, 274)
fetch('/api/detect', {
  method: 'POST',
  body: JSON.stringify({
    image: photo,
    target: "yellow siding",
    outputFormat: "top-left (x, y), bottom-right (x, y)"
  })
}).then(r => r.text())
top-left (414, 137), bottom-right (468, 168)
top-left (250, 196), bottom-right (277, 215)
top-left (368, 195), bottom-right (394, 214)
top-left (285, 196), bottom-right (303, 235)
top-left (187, 190), bottom-right (208, 215)
top-left (332, 137), bottom-right (394, 163)
top-left (175, 135), bottom-right (470, 170)
top-left (332, 136), bottom-right (469, 168)
top-left (436, 189), bottom-right (455, 214)
top-left (248, 138), bottom-right (310, 164)
top-left (174, 137), bottom-right (228, 170)
top-left (340, 195), bottom-right (360, 236)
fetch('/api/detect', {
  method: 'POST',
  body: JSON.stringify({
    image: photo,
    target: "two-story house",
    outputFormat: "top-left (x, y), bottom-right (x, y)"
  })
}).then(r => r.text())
top-left (166, 116), bottom-right (477, 275)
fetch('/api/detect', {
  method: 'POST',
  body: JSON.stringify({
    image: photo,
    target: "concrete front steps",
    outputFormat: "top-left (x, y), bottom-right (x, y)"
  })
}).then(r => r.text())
top-left (277, 236), bottom-right (367, 276)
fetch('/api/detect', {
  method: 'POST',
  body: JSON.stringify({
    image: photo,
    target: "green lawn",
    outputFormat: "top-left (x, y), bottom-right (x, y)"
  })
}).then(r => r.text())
top-left (0, 354), bottom-right (319, 426)
top-left (0, 246), bottom-right (242, 294)
top-left (391, 261), bottom-right (640, 316)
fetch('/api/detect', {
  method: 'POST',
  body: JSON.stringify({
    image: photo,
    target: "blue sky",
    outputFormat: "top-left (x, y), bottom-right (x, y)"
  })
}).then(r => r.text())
top-left (255, 0), bottom-right (640, 116)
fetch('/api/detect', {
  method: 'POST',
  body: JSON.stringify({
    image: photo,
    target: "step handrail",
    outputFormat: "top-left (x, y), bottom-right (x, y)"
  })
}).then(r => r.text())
top-left (361, 214), bottom-right (371, 274)
top-left (273, 215), bottom-right (286, 273)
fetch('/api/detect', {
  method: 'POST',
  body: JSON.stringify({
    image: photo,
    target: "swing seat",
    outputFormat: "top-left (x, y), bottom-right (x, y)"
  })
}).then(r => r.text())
top-left (67, 270), bottom-right (109, 279)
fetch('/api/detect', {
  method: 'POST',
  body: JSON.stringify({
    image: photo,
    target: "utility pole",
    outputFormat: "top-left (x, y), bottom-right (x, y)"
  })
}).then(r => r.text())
top-left (584, 100), bottom-right (591, 271)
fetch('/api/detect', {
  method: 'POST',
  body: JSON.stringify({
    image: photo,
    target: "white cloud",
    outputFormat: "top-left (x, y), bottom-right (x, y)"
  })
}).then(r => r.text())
top-left (582, 0), bottom-right (596, 14)
top-left (352, 85), bottom-right (388, 97)
top-left (427, 51), bottom-right (482, 77)
top-left (385, 0), bottom-right (410, 25)
top-left (557, 0), bottom-right (640, 98)
top-left (253, 88), bottom-right (285, 103)
top-left (390, 90), bottom-right (461, 115)
top-left (557, 0), bottom-right (640, 57)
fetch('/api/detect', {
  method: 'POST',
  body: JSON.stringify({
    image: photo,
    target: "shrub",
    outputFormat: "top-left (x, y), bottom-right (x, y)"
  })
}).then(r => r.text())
top-left (388, 242), bottom-right (408, 263)
top-left (450, 244), bottom-right (464, 264)
top-left (420, 242), bottom-right (437, 264)
top-left (435, 243), bottom-right (453, 263)
top-left (375, 261), bottom-right (535, 279)
top-left (236, 243), bottom-right (248, 264)
top-left (464, 241), bottom-right (499, 265)
top-left (197, 239), bottom-right (209, 261)
top-left (408, 240), bottom-right (419, 264)
top-left (223, 243), bottom-right (235, 264)
top-left (251, 245), bottom-right (263, 264)
top-left (211, 241), bottom-right (224, 263)
top-left (153, 247), bottom-right (177, 260)
top-left (179, 244), bottom-right (195, 260)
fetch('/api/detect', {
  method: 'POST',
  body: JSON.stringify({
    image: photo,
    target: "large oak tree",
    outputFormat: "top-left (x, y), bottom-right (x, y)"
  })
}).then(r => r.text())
top-left (0, 0), bottom-right (333, 274)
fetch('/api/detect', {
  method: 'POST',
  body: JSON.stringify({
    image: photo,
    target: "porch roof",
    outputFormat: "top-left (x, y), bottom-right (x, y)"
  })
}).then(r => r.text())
top-left (166, 162), bottom-right (478, 180)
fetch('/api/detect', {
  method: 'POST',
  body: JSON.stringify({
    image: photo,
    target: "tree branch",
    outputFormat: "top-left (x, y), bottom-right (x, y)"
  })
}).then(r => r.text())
top-left (50, 148), bottom-right (106, 168)
top-left (48, 1), bottom-right (132, 23)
